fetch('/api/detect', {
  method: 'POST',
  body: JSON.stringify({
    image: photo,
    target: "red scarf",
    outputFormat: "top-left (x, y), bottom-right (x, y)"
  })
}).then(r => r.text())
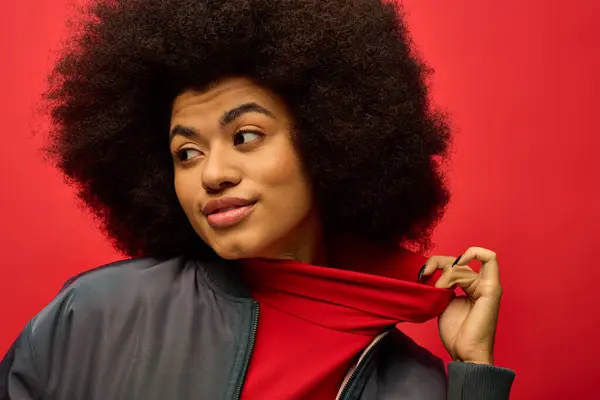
top-left (240, 239), bottom-right (453, 400)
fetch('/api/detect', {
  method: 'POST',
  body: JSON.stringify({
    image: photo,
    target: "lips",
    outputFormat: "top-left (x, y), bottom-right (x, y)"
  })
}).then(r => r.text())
top-left (202, 197), bottom-right (257, 229)
top-left (202, 197), bottom-right (255, 215)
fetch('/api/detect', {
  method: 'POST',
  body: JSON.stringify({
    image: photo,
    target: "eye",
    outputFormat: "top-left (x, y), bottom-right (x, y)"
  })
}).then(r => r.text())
top-left (176, 147), bottom-right (202, 162)
top-left (233, 130), bottom-right (264, 146)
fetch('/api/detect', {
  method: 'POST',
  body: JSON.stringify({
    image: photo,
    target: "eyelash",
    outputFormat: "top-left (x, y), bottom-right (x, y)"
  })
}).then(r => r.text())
top-left (233, 129), bottom-right (265, 146)
top-left (174, 129), bottom-right (265, 163)
top-left (175, 147), bottom-right (202, 162)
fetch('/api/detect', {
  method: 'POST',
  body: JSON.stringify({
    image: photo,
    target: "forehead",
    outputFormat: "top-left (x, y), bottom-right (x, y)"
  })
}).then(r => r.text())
top-left (171, 77), bottom-right (289, 120)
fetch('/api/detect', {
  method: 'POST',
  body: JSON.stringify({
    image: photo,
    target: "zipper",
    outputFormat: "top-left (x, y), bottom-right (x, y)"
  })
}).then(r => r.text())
top-left (233, 301), bottom-right (260, 400)
top-left (336, 331), bottom-right (389, 400)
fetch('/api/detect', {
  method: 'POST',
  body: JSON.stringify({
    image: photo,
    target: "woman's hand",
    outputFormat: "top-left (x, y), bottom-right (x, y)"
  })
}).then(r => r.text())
top-left (420, 247), bottom-right (502, 365)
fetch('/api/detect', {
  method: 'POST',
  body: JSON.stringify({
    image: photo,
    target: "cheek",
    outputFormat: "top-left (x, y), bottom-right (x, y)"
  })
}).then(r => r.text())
top-left (263, 153), bottom-right (300, 183)
top-left (174, 170), bottom-right (213, 244)
top-left (254, 137), bottom-right (307, 187)
top-left (252, 142), bottom-right (313, 211)
top-left (174, 171), bottom-right (199, 215)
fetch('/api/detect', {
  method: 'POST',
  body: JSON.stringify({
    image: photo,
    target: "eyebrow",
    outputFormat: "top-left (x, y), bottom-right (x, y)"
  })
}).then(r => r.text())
top-left (169, 102), bottom-right (275, 143)
top-left (169, 125), bottom-right (200, 143)
top-left (220, 102), bottom-right (275, 126)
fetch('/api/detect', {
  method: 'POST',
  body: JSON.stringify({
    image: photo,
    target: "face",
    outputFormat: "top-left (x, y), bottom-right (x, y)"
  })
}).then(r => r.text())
top-left (170, 77), bottom-right (320, 261)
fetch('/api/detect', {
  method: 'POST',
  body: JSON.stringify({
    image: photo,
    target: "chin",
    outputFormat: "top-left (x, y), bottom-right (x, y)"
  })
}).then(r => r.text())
top-left (214, 248), bottom-right (249, 260)
top-left (208, 234), bottom-right (267, 260)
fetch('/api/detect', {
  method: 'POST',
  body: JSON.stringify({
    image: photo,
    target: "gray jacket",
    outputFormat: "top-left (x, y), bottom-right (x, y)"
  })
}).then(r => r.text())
top-left (0, 257), bottom-right (515, 399)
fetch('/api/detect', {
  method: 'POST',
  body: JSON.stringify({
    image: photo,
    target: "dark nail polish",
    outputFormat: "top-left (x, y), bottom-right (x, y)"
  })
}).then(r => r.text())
top-left (417, 265), bottom-right (426, 282)
top-left (452, 255), bottom-right (463, 267)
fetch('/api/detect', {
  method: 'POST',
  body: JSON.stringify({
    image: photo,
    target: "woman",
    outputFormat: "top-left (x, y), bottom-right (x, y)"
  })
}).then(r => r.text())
top-left (0, 0), bottom-right (515, 399)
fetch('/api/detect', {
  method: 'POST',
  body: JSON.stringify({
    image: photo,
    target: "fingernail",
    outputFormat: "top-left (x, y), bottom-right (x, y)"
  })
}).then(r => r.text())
top-left (417, 265), bottom-right (426, 282)
top-left (452, 255), bottom-right (463, 267)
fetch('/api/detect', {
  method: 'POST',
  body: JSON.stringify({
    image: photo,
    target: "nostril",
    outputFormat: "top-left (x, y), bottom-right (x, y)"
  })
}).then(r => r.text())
top-left (204, 180), bottom-right (236, 194)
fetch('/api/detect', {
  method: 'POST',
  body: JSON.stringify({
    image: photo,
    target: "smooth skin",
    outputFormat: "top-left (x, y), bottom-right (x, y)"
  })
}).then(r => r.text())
top-left (170, 78), bottom-right (322, 263)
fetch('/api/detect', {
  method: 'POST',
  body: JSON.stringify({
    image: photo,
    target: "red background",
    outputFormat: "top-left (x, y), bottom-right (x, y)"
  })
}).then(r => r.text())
top-left (1, 0), bottom-right (599, 398)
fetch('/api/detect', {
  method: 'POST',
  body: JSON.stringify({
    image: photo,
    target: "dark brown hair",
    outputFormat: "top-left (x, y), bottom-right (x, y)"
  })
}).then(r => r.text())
top-left (45, 0), bottom-right (451, 259)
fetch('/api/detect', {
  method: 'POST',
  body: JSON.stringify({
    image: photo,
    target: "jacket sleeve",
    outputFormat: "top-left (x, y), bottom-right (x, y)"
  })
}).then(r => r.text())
top-left (0, 324), bottom-right (47, 400)
top-left (447, 362), bottom-right (515, 400)
top-left (0, 283), bottom-right (98, 400)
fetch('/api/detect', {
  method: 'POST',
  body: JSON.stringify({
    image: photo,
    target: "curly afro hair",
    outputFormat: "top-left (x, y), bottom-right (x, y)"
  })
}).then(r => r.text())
top-left (45, 0), bottom-right (451, 259)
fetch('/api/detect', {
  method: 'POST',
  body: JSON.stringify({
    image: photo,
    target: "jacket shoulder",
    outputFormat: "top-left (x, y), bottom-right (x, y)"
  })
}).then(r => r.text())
top-left (58, 256), bottom-right (248, 303)
top-left (6, 258), bottom-right (192, 388)
top-left (60, 257), bottom-right (183, 294)
top-left (1, 256), bottom-right (248, 399)
top-left (30, 257), bottom-right (188, 333)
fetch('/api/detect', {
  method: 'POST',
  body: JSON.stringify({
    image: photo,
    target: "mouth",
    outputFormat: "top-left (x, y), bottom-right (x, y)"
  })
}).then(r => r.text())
top-left (202, 197), bottom-right (257, 229)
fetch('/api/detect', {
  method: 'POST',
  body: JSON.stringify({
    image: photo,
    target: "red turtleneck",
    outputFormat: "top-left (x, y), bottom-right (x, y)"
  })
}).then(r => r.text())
top-left (239, 240), bottom-right (453, 400)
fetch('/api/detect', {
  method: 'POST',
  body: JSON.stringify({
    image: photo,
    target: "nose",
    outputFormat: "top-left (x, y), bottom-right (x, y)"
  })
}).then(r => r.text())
top-left (201, 148), bottom-right (241, 193)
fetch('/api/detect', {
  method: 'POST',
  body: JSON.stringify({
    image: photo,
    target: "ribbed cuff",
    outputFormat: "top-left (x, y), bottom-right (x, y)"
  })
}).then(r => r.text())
top-left (447, 362), bottom-right (515, 400)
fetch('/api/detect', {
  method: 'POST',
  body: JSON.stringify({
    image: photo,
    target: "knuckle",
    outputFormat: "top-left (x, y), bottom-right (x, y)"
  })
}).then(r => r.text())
top-left (443, 266), bottom-right (456, 276)
top-left (467, 246), bottom-right (498, 261)
top-left (427, 255), bottom-right (452, 268)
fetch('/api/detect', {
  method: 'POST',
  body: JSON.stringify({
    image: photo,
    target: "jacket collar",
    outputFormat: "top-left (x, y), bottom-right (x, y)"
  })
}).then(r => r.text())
top-left (196, 258), bottom-right (252, 299)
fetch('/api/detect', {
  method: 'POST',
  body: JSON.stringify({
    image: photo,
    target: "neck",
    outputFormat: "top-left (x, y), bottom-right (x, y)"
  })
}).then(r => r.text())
top-left (276, 237), bottom-right (327, 265)
top-left (262, 208), bottom-right (327, 266)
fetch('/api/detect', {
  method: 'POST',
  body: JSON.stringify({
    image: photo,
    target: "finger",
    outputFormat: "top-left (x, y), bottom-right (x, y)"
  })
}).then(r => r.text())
top-left (418, 255), bottom-right (455, 283)
top-left (419, 255), bottom-right (456, 281)
top-left (456, 247), bottom-right (500, 283)
top-left (434, 264), bottom-right (480, 296)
